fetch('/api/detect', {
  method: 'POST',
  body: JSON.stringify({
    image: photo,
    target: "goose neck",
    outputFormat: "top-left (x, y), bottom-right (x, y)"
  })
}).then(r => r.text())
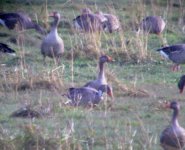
top-left (171, 108), bottom-right (180, 127)
top-left (98, 62), bottom-right (105, 79)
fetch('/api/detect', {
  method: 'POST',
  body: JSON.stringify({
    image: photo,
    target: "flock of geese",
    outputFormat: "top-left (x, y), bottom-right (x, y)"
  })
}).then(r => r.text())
top-left (1, 7), bottom-right (185, 149)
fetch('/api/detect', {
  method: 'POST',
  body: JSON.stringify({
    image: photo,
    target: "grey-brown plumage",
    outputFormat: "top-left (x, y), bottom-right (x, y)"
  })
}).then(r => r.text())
top-left (157, 44), bottom-right (185, 71)
top-left (84, 55), bottom-right (113, 97)
top-left (0, 12), bottom-right (46, 34)
top-left (160, 101), bottom-right (185, 150)
top-left (73, 8), bottom-right (103, 33)
top-left (41, 12), bottom-right (64, 64)
top-left (95, 11), bottom-right (120, 33)
top-left (139, 16), bottom-right (165, 34)
top-left (178, 75), bottom-right (185, 93)
top-left (66, 85), bottom-right (112, 107)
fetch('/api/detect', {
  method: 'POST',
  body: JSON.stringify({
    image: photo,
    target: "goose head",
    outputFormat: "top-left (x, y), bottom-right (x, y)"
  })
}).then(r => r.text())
top-left (49, 11), bottom-right (60, 27)
top-left (99, 55), bottom-right (114, 63)
top-left (164, 101), bottom-right (180, 127)
top-left (178, 75), bottom-right (185, 93)
top-left (165, 101), bottom-right (180, 110)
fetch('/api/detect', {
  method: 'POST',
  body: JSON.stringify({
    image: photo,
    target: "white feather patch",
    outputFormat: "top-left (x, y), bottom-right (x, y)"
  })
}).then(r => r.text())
top-left (8, 53), bottom-right (16, 57)
top-left (0, 19), bottom-right (6, 27)
top-left (160, 51), bottom-right (169, 59)
top-left (73, 21), bottom-right (82, 30)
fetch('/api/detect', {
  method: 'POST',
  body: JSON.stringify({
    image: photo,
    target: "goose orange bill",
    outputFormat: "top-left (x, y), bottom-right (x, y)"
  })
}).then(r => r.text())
top-left (107, 56), bottom-right (114, 62)
top-left (163, 102), bottom-right (171, 108)
top-left (107, 90), bottom-right (113, 98)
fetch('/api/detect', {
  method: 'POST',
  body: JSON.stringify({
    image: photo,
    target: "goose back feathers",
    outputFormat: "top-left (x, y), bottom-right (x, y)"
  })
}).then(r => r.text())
top-left (0, 12), bottom-right (46, 34)
top-left (66, 84), bottom-right (112, 107)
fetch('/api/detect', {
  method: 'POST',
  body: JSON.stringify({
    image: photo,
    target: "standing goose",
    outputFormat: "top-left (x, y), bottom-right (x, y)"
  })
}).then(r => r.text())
top-left (95, 11), bottom-right (120, 33)
top-left (160, 101), bottom-right (185, 150)
top-left (0, 12), bottom-right (46, 34)
top-left (41, 12), bottom-right (64, 65)
top-left (84, 55), bottom-right (113, 91)
top-left (157, 44), bottom-right (185, 71)
top-left (66, 84), bottom-right (112, 107)
top-left (139, 16), bottom-right (165, 35)
top-left (0, 43), bottom-right (16, 55)
top-left (73, 8), bottom-right (103, 33)
top-left (178, 75), bottom-right (185, 93)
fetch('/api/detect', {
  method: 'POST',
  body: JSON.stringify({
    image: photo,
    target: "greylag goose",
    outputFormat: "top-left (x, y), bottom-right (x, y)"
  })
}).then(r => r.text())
top-left (66, 84), bottom-right (112, 107)
top-left (157, 44), bottom-right (185, 71)
top-left (73, 8), bottom-right (103, 33)
top-left (160, 101), bottom-right (185, 150)
top-left (0, 43), bottom-right (16, 55)
top-left (178, 75), bottom-right (185, 93)
top-left (95, 11), bottom-right (120, 33)
top-left (41, 11), bottom-right (64, 65)
top-left (84, 55), bottom-right (113, 92)
top-left (0, 12), bottom-right (46, 34)
top-left (139, 16), bottom-right (165, 35)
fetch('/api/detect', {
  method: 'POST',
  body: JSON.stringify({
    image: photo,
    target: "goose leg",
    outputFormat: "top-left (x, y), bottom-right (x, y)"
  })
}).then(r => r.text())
top-left (43, 56), bottom-right (46, 65)
top-left (171, 64), bottom-right (181, 72)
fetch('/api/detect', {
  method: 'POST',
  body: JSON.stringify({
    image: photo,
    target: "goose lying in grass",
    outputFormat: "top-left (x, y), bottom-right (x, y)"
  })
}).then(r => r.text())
top-left (157, 44), bottom-right (185, 71)
top-left (160, 101), bottom-right (185, 150)
top-left (65, 84), bottom-right (112, 107)
top-left (41, 11), bottom-right (64, 65)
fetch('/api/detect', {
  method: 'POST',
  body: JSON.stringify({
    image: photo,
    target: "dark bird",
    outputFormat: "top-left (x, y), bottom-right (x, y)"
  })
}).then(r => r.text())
top-left (84, 55), bottom-right (114, 97)
top-left (157, 44), bottom-right (185, 71)
top-left (65, 84), bottom-right (112, 107)
top-left (0, 12), bottom-right (46, 34)
top-left (73, 8), bottom-right (103, 33)
top-left (139, 16), bottom-right (165, 35)
top-left (0, 42), bottom-right (16, 55)
top-left (41, 11), bottom-right (64, 65)
top-left (178, 75), bottom-right (185, 93)
top-left (160, 101), bottom-right (185, 150)
top-left (10, 106), bottom-right (42, 118)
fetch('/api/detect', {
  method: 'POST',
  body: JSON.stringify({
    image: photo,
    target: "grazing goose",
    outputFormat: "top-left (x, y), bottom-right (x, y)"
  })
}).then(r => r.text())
top-left (41, 11), bottom-right (64, 65)
top-left (0, 43), bottom-right (16, 55)
top-left (0, 12), bottom-right (46, 34)
top-left (178, 75), bottom-right (185, 93)
top-left (66, 84), bottom-right (112, 107)
top-left (84, 55), bottom-right (113, 92)
top-left (73, 8), bottom-right (103, 33)
top-left (157, 44), bottom-right (185, 71)
top-left (139, 16), bottom-right (165, 34)
top-left (160, 101), bottom-right (185, 150)
top-left (95, 11), bottom-right (120, 33)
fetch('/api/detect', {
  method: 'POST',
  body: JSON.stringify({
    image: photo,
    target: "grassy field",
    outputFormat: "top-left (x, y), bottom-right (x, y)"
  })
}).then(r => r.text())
top-left (0, 0), bottom-right (185, 149)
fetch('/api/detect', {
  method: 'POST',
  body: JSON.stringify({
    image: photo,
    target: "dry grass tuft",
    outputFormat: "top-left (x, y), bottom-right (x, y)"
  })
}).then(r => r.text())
top-left (66, 33), bottom-right (102, 60)
top-left (107, 71), bottom-right (150, 97)
top-left (0, 68), bottom-right (64, 92)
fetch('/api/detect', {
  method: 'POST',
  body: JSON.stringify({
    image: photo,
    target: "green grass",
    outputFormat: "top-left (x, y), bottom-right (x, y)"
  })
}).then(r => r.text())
top-left (0, 0), bottom-right (185, 149)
